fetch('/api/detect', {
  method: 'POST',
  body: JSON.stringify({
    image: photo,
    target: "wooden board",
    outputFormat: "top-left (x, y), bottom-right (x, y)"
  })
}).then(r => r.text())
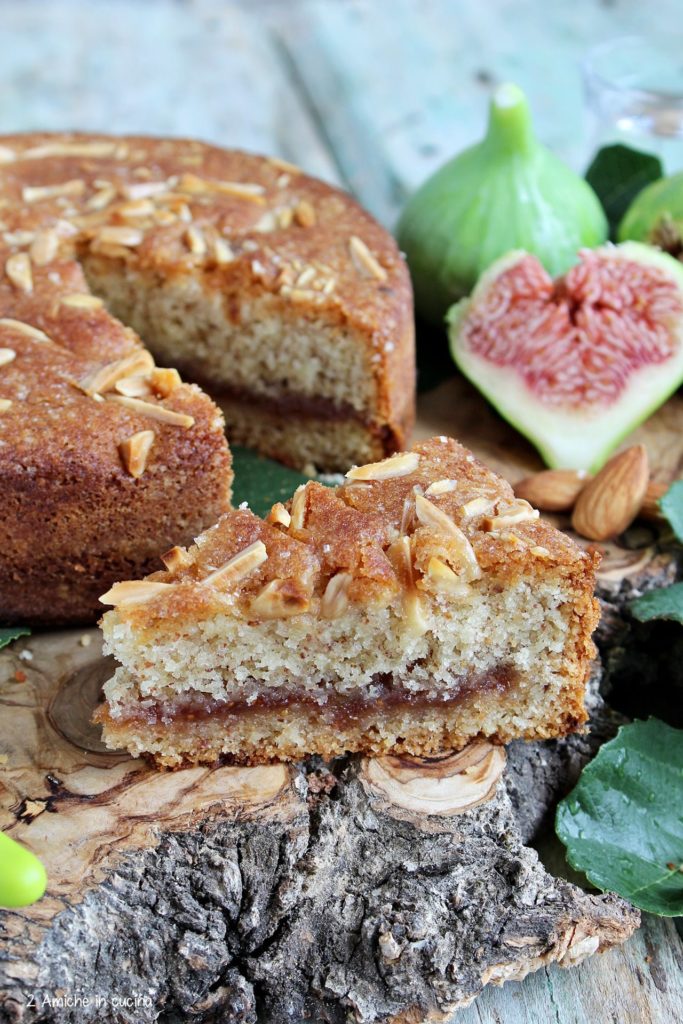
top-left (0, 1), bottom-right (681, 1020)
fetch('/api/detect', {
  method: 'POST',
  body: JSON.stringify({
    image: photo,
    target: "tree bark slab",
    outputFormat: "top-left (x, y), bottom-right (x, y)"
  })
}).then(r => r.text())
top-left (0, 630), bottom-right (639, 1024)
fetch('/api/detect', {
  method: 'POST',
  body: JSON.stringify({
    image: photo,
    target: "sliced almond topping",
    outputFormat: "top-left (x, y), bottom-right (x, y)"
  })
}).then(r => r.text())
top-left (149, 366), bottom-right (181, 398)
top-left (24, 141), bottom-right (117, 160)
top-left (213, 238), bottom-right (235, 264)
top-left (99, 580), bottom-right (175, 607)
top-left (123, 180), bottom-right (172, 200)
top-left (118, 429), bottom-right (155, 478)
top-left (289, 485), bottom-right (308, 531)
top-left (530, 545), bottom-right (551, 558)
top-left (3, 230), bottom-right (35, 247)
top-left (320, 572), bottom-right (353, 619)
top-left (5, 253), bottom-right (33, 293)
top-left (294, 199), bottom-right (316, 227)
top-left (278, 207), bottom-right (294, 229)
top-left (0, 319), bottom-right (52, 343)
top-left (389, 535), bottom-right (429, 636)
top-left (0, 398), bottom-right (12, 412)
top-left (483, 499), bottom-right (540, 531)
top-left (30, 229), bottom-right (60, 265)
top-left (425, 557), bottom-right (471, 597)
top-left (22, 179), bottom-right (85, 203)
top-left (115, 374), bottom-right (152, 398)
top-left (250, 578), bottom-right (309, 619)
top-left (346, 451), bottom-right (420, 482)
top-left (61, 293), bottom-right (104, 310)
top-left (184, 224), bottom-right (207, 256)
top-left (107, 394), bottom-right (195, 427)
top-left (296, 266), bottom-right (316, 288)
top-left (269, 156), bottom-right (301, 175)
top-left (414, 495), bottom-right (481, 582)
top-left (161, 546), bottom-right (190, 572)
top-left (178, 173), bottom-right (266, 203)
top-left (0, 348), bottom-right (16, 367)
top-left (117, 198), bottom-right (156, 219)
top-left (203, 540), bottom-right (268, 586)
top-left (79, 349), bottom-right (154, 395)
top-left (267, 502), bottom-right (292, 528)
top-left (425, 479), bottom-right (457, 496)
top-left (462, 497), bottom-right (496, 517)
top-left (93, 225), bottom-right (144, 247)
top-left (86, 185), bottom-right (118, 211)
top-left (349, 235), bottom-right (387, 282)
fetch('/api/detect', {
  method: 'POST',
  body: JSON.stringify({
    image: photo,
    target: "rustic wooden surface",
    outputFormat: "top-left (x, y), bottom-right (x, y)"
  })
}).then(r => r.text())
top-left (0, 0), bottom-right (681, 1020)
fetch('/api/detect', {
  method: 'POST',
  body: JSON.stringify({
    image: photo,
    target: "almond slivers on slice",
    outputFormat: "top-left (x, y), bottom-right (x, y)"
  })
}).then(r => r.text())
top-left (346, 451), bottom-right (420, 482)
top-left (119, 429), bottom-right (155, 478)
top-left (414, 494), bottom-right (481, 581)
top-left (203, 540), bottom-right (268, 587)
top-left (107, 394), bottom-right (194, 427)
top-left (99, 580), bottom-right (176, 607)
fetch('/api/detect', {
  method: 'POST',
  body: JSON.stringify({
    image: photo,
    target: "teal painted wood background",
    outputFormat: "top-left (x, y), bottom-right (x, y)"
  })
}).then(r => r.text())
top-left (0, 1), bottom-right (681, 1020)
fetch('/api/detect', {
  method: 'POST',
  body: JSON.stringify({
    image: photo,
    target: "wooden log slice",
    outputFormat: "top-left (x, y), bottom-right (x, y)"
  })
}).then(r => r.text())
top-left (0, 631), bottom-right (638, 1024)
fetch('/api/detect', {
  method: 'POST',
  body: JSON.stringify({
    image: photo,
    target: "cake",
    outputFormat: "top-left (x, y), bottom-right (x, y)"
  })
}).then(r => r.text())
top-left (97, 437), bottom-right (600, 766)
top-left (0, 259), bottom-right (232, 626)
top-left (0, 132), bottom-right (415, 472)
top-left (0, 131), bottom-right (415, 625)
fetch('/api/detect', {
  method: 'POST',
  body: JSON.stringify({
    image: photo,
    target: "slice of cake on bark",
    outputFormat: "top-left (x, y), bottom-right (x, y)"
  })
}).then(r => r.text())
top-left (97, 437), bottom-right (600, 765)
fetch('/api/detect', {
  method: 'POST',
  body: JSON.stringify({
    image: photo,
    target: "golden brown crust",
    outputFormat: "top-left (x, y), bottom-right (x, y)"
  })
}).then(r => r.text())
top-left (99, 437), bottom-right (599, 763)
top-left (0, 132), bottom-right (415, 461)
top-left (0, 139), bottom-right (239, 625)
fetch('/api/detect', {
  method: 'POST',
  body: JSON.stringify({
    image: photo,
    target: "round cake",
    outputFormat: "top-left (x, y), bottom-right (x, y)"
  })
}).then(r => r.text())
top-left (0, 133), bottom-right (415, 624)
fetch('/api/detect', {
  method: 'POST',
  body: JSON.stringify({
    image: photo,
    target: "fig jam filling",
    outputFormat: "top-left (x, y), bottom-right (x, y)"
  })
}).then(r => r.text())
top-left (109, 664), bottom-right (518, 728)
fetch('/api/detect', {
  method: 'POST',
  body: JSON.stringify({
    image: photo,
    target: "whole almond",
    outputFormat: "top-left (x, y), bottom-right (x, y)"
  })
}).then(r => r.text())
top-left (571, 445), bottom-right (649, 541)
top-left (639, 479), bottom-right (668, 521)
top-left (514, 469), bottom-right (590, 512)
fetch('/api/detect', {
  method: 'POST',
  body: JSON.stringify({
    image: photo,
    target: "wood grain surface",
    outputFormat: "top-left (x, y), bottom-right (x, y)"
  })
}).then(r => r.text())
top-left (0, 1), bottom-right (681, 1020)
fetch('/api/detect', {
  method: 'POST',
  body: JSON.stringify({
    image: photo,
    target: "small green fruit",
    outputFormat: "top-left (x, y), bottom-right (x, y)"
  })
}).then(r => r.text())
top-left (618, 170), bottom-right (683, 248)
top-left (0, 831), bottom-right (47, 907)
top-left (397, 83), bottom-right (608, 325)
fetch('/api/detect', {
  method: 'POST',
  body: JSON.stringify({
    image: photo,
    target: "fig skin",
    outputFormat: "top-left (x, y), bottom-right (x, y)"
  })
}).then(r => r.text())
top-left (618, 170), bottom-right (683, 252)
top-left (396, 84), bottom-right (608, 326)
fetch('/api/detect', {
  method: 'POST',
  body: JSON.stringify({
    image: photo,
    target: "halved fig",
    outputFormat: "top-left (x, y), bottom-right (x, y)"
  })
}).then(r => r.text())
top-left (448, 242), bottom-right (683, 471)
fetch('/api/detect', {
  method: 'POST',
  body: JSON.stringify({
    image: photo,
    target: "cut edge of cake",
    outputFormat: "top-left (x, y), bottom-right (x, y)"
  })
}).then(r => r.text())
top-left (96, 436), bottom-right (600, 766)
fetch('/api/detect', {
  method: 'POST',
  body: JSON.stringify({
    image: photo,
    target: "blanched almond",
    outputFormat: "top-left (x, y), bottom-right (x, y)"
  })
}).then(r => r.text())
top-left (346, 451), bottom-right (420, 481)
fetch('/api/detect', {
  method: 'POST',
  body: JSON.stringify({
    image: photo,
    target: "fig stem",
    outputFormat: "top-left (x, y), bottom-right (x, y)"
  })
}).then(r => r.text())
top-left (486, 83), bottom-right (535, 156)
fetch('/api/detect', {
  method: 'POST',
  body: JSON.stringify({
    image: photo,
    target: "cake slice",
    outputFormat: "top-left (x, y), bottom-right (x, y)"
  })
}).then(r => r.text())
top-left (97, 437), bottom-right (600, 765)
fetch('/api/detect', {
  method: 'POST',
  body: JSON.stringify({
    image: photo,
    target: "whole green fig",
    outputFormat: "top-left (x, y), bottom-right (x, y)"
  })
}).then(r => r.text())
top-left (0, 831), bottom-right (47, 907)
top-left (396, 83), bottom-right (608, 325)
top-left (618, 171), bottom-right (683, 248)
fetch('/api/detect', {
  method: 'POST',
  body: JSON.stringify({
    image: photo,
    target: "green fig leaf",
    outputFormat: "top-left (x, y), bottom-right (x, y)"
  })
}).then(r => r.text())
top-left (586, 144), bottom-right (662, 240)
top-left (659, 479), bottom-right (683, 543)
top-left (630, 581), bottom-right (683, 624)
top-left (0, 627), bottom-right (30, 651)
top-left (231, 446), bottom-right (315, 519)
top-left (556, 718), bottom-right (683, 915)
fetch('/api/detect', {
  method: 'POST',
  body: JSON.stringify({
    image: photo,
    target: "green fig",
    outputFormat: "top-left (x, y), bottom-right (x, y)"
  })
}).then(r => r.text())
top-left (0, 831), bottom-right (47, 907)
top-left (618, 170), bottom-right (683, 250)
top-left (397, 83), bottom-right (608, 325)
